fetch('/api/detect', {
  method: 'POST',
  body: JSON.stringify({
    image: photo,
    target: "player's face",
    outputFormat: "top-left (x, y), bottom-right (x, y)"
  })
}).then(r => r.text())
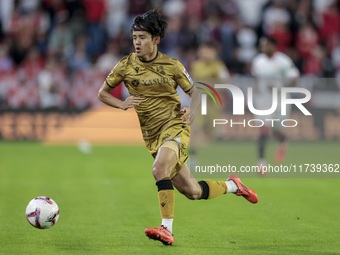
top-left (260, 38), bottom-right (276, 56)
top-left (198, 46), bottom-right (216, 62)
top-left (132, 31), bottom-right (158, 59)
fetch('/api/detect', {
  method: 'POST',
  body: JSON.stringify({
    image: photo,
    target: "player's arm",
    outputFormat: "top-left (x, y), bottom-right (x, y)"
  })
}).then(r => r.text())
top-left (283, 56), bottom-right (300, 87)
top-left (175, 62), bottom-right (200, 125)
top-left (98, 82), bottom-right (140, 110)
top-left (217, 63), bottom-right (231, 84)
top-left (98, 56), bottom-right (141, 110)
top-left (181, 88), bottom-right (200, 125)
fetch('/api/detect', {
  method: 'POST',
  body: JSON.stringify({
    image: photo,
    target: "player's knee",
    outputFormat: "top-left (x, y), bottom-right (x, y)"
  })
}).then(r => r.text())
top-left (184, 187), bottom-right (201, 200)
top-left (152, 161), bottom-right (170, 181)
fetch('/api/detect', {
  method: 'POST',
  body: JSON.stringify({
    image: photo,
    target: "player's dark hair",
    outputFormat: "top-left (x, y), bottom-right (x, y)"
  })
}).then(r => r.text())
top-left (265, 36), bottom-right (278, 46)
top-left (131, 9), bottom-right (168, 39)
top-left (200, 41), bottom-right (215, 49)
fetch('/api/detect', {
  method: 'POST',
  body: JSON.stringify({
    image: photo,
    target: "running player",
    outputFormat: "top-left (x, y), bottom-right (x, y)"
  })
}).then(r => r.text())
top-left (251, 36), bottom-right (300, 169)
top-left (98, 10), bottom-right (258, 246)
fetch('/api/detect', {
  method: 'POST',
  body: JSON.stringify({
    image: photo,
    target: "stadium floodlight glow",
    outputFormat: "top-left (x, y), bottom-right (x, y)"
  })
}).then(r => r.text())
top-left (201, 84), bottom-right (312, 116)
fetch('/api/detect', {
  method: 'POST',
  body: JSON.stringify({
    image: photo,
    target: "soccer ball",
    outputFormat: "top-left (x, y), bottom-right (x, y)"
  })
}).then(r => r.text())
top-left (25, 196), bottom-right (59, 229)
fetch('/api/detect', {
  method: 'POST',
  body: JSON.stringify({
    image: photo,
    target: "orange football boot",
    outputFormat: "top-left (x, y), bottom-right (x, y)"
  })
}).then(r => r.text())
top-left (145, 226), bottom-right (174, 245)
top-left (227, 174), bottom-right (258, 204)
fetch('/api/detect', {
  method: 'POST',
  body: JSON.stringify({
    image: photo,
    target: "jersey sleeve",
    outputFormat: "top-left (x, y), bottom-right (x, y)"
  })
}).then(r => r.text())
top-left (217, 62), bottom-right (230, 79)
top-left (174, 61), bottom-right (195, 95)
top-left (105, 56), bottom-right (128, 89)
top-left (282, 55), bottom-right (300, 79)
top-left (251, 56), bottom-right (260, 77)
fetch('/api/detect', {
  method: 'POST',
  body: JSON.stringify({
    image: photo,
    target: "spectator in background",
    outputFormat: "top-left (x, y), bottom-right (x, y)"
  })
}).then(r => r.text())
top-left (294, 0), bottom-right (314, 26)
top-left (236, 25), bottom-right (258, 65)
top-left (18, 0), bottom-right (40, 15)
top-left (185, 0), bottom-right (205, 20)
top-left (235, 0), bottom-right (268, 29)
top-left (313, 0), bottom-right (336, 13)
top-left (262, 0), bottom-right (290, 35)
top-left (33, 5), bottom-right (51, 35)
top-left (200, 3), bottom-right (223, 43)
top-left (0, 0), bottom-right (14, 35)
top-left (36, 32), bottom-right (49, 56)
top-left (67, 35), bottom-right (91, 73)
top-left (64, 0), bottom-right (84, 18)
top-left (48, 19), bottom-right (73, 58)
top-left (21, 47), bottom-right (45, 78)
top-left (179, 16), bottom-right (202, 51)
top-left (268, 21), bottom-right (291, 53)
top-left (38, 58), bottom-right (59, 110)
top-left (43, 0), bottom-right (68, 31)
top-left (68, 9), bottom-right (87, 39)
top-left (95, 42), bottom-right (121, 74)
top-left (162, 0), bottom-right (186, 17)
top-left (105, 0), bottom-right (128, 39)
top-left (303, 45), bottom-right (325, 76)
top-left (296, 22), bottom-right (319, 59)
top-left (0, 42), bottom-right (14, 72)
top-left (82, 0), bottom-right (106, 58)
top-left (160, 16), bottom-right (183, 58)
top-left (318, 2), bottom-right (340, 53)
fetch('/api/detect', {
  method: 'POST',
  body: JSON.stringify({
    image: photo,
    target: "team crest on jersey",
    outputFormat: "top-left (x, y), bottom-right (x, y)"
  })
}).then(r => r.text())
top-left (183, 69), bottom-right (193, 85)
top-left (134, 67), bottom-right (140, 73)
top-left (156, 65), bottom-right (166, 75)
top-left (131, 79), bottom-right (140, 87)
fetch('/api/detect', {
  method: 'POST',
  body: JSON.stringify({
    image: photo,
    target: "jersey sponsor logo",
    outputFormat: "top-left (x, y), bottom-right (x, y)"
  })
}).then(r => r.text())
top-left (141, 77), bottom-right (175, 86)
top-left (134, 67), bottom-right (140, 73)
top-left (183, 69), bottom-right (193, 85)
top-left (156, 65), bottom-right (166, 75)
top-left (131, 79), bottom-right (140, 87)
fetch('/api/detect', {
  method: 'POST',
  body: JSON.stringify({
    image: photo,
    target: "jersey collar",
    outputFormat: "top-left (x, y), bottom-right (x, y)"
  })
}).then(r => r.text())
top-left (138, 51), bottom-right (159, 63)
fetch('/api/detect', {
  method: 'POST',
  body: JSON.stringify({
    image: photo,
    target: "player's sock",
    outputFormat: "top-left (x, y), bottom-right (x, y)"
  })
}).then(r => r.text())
top-left (225, 180), bottom-right (238, 193)
top-left (259, 133), bottom-right (268, 159)
top-left (198, 180), bottom-right (227, 199)
top-left (161, 218), bottom-right (173, 233)
top-left (156, 178), bottom-right (174, 232)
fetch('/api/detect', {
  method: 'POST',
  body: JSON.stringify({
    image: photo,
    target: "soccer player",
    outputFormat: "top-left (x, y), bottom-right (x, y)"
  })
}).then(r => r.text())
top-left (251, 36), bottom-right (299, 169)
top-left (190, 42), bottom-right (230, 163)
top-left (192, 42), bottom-right (230, 80)
top-left (98, 10), bottom-right (258, 246)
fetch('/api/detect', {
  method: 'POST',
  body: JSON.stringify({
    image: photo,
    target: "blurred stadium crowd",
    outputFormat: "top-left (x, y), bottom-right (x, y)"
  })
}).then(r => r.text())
top-left (0, 0), bottom-right (340, 110)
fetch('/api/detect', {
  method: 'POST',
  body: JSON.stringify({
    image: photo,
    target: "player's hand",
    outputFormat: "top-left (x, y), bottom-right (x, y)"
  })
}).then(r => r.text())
top-left (121, 96), bottom-right (141, 110)
top-left (181, 107), bottom-right (194, 125)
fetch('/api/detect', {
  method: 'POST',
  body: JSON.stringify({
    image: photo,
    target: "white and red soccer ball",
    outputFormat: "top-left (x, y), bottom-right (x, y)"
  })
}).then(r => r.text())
top-left (26, 197), bottom-right (59, 229)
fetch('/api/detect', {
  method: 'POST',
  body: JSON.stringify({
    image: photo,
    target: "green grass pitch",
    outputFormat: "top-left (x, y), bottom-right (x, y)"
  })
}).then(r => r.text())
top-left (0, 141), bottom-right (339, 255)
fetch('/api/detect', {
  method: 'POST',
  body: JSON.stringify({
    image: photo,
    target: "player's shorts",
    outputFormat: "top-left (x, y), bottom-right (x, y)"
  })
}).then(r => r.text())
top-left (144, 124), bottom-right (190, 179)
